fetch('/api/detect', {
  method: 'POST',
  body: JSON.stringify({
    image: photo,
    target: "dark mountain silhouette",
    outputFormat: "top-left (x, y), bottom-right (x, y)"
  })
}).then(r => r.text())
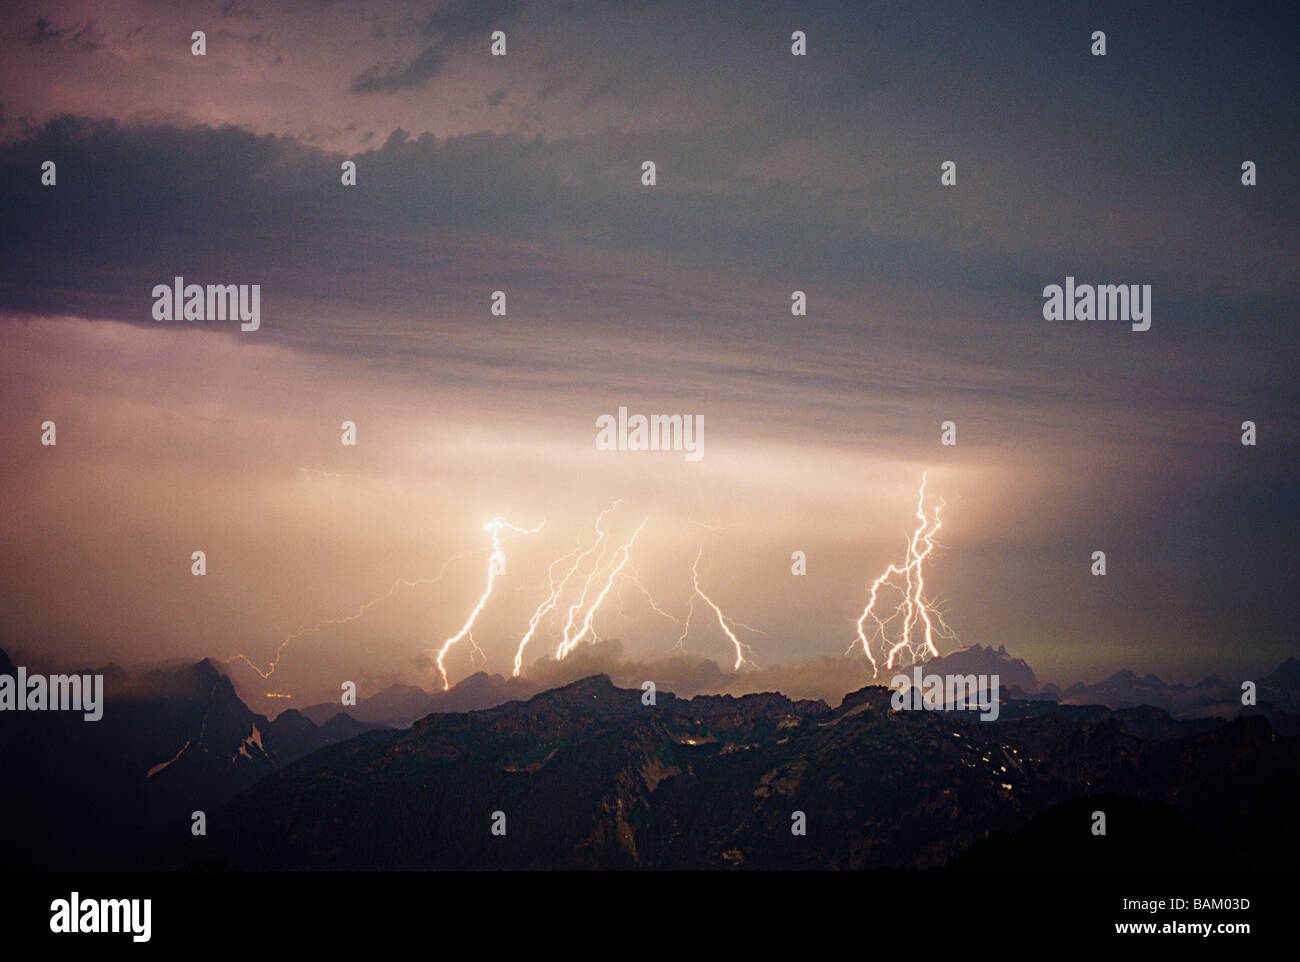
top-left (0, 650), bottom-right (384, 869)
top-left (1051, 666), bottom-right (1298, 727)
top-left (298, 671), bottom-right (541, 728)
top-left (918, 647), bottom-right (1299, 728)
top-left (7, 649), bottom-right (1298, 871)
top-left (1266, 657), bottom-right (1300, 689)
top-left (151, 674), bottom-right (1297, 871)
top-left (300, 683), bottom-right (433, 727)
top-left (923, 644), bottom-right (1039, 694)
top-left (989, 699), bottom-right (1230, 740)
top-left (948, 795), bottom-right (1237, 872)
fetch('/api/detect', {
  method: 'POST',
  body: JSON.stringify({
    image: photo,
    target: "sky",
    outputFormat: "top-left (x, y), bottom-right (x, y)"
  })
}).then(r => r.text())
top-left (0, 0), bottom-right (1296, 712)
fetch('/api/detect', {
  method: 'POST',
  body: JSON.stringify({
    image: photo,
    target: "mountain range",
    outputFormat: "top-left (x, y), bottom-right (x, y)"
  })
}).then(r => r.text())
top-left (926, 644), bottom-right (1300, 730)
top-left (298, 671), bottom-right (540, 728)
top-left (285, 644), bottom-right (1300, 729)
top-left (2, 644), bottom-right (1297, 871)
top-left (168, 673), bottom-right (1296, 870)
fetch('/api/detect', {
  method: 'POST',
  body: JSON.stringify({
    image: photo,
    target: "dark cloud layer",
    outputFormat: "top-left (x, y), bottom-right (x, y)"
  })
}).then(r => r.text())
top-left (27, 16), bottom-right (104, 51)
top-left (349, 0), bottom-right (526, 93)
top-left (2, 115), bottom-right (1295, 332)
top-left (350, 47), bottom-right (447, 94)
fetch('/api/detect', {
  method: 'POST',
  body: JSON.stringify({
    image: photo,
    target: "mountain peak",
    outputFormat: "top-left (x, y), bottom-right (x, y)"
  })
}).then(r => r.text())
top-left (520, 674), bottom-right (637, 713)
top-left (1266, 657), bottom-right (1300, 687)
top-left (195, 658), bottom-right (224, 681)
top-left (551, 673), bottom-right (620, 697)
top-left (925, 644), bottom-right (1038, 691)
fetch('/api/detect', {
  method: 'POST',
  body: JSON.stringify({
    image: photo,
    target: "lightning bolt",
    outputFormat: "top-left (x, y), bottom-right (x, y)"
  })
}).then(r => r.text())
top-left (434, 517), bottom-right (543, 691)
top-left (671, 593), bottom-right (696, 655)
top-left (229, 549), bottom-right (473, 680)
top-left (556, 517), bottom-right (650, 659)
top-left (297, 467), bottom-right (363, 480)
top-left (512, 501), bottom-right (620, 677)
top-left (624, 564), bottom-right (682, 628)
top-left (681, 546), bottom-right (760, 670)
top-left (851, 473), bottom-right (957, 676)
top-left (238, 487), bottom-right (950, 692)
top-left (687, 518), bottom-right (730, 533)
top-left (555, 506), bottom-right (621, 650)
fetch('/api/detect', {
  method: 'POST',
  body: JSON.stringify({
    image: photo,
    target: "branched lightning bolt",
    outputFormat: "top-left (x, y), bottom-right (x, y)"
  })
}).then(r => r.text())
top-left (239, 488), bottom-right (947, 692)
top-left (512, 501), bottom-right (621, 677)
top-left (670, 593), bottom-right (697, 655)
top-left (434, 516), bottom-right (543, 691)
top-left (556, 506), bottom-right (620, 649)
top-left (297, 467), bottom-right (363, 480)
top-left (624, 564), bottom-right (682, 627)
top-left (556, 517), bottom-right (650, 660)
top-left (851, 473), bottom-right (957, 676)
top-left (512, 543), bottom-right (585, 671)
top-left (229, 549), bottom-right (473, 680)
top-left (687, 518), bottom-right (730, 533)
top-left (682, 547), bottom-right (760, 670)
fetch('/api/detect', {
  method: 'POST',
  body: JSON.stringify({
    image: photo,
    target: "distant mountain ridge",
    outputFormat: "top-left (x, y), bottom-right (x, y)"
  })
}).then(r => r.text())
top-left (916, 645), bottom-right (1298, 724)
top-left (269, 644), bottom-right (1300, 730)
top-left (298, 671), bottom-right (541, 728)
top-left (1050, 659), bottom-right (1299, 720)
